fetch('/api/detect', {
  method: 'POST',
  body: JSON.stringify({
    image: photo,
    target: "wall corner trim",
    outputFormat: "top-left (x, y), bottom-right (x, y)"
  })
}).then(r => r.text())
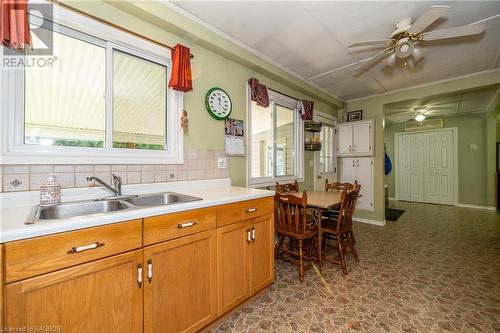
top-left (456, 203), bottom-right (496, 211)
top-left (353, 216), bottom-right (386, 226)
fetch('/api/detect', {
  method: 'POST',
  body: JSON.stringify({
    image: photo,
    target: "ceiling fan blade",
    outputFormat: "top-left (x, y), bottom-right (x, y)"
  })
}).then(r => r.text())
top-left (354, 48), bottom-right (393, 72)
top-left (422, 23), bottom-right (486, 41)
top-left (348, 40), bottom-right (393, 48)
top-left (408, 5), bottom-right (450, 34)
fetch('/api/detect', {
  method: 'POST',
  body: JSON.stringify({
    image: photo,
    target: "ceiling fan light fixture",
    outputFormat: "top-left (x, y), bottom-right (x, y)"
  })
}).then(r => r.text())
top-left (385, 53), bottom-right (397, 66)
top-left (412, 46), bottom-right (423, 62)
top-left (415, 113), bottom-right (426, 122)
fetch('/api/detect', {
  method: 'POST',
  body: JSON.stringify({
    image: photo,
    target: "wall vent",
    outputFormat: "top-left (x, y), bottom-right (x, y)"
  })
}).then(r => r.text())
top-left (404, 119), bottom-right (443, 132)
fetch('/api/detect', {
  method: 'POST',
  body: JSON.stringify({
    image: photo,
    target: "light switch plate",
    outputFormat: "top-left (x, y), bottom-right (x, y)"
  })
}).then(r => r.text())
top-left (217, 157), bottom-right (228, 169)
top-left (470, 144), bottom-right (478, 150)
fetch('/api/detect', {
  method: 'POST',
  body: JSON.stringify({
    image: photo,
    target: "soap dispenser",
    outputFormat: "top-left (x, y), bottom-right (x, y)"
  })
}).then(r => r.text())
top-left (40, 174), bottom-right (61, 206)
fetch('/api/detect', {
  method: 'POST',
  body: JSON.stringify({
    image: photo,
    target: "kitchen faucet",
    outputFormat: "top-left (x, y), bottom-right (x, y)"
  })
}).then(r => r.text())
top-left (87, 173), bottom-right (122, 197)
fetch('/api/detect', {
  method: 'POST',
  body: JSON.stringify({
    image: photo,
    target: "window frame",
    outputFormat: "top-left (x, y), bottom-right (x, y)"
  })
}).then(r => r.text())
top-left (1, 2), bottom-right (184, 164)
top-left (247, 85), bottom-right (304, 188)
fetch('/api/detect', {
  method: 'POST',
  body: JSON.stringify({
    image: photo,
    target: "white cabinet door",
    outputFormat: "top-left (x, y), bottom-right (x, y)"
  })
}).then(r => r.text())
top-left (355, 158), bottom-right (373, 211)
top-left (352, 122), bottom-right (372, 155)
top-left (337, 125), bottom-right (353, 155)
top-left (340, 158), bottom-right (356, 184)
top-left (340, 157), bottom-right (373, 212)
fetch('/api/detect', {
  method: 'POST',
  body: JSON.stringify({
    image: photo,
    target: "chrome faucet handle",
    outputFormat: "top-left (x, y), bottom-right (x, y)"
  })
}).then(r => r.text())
top-left (111, 173), bottom-right (122, 195)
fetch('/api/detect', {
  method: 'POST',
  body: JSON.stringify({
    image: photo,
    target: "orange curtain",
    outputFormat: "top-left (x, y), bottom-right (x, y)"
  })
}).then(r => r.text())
top-left (1, 0), bottom-right (32, 50)
top-left (168, 43), bottom-right (192, 92)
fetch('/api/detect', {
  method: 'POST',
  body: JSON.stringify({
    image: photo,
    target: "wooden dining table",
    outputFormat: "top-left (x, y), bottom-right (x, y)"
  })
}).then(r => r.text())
top-left (288, 190), bottom-right (343, 267)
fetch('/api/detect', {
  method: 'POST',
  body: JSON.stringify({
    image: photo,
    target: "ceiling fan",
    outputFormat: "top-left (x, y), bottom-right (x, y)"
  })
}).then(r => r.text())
top-left (350, 5), bottom-right (486, 72)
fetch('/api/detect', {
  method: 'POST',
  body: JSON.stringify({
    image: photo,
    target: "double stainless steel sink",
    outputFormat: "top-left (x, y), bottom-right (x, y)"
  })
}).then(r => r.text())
top-left (26, 192), bottom-right (202, 224)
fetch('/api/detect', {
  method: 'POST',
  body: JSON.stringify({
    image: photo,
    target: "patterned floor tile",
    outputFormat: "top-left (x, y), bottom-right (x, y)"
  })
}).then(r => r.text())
top-left (210, 202), bottom-right (500, 333)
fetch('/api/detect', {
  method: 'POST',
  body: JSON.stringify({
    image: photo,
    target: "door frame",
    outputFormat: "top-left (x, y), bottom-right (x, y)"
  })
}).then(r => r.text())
top-left (394, 127), bottom-right (459, 205)
top-left (313, 112), bottom-right (337, 191)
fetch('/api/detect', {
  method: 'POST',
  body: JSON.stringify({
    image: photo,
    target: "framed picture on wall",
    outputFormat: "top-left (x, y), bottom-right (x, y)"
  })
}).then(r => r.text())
top-left (347, 110), bottom-right (363, 122)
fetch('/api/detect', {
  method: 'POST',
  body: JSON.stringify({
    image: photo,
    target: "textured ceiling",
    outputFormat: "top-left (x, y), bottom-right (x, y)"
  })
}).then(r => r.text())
top-left (384, 85), bottom-right (500, 123)
top-left (171, 1), bottom-right (500, 101)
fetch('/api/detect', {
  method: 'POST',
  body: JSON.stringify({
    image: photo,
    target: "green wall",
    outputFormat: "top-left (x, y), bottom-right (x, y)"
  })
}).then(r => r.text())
top-left (64, 0), bottom-right (340, 187)
top-left (385, 114), bottom-right (492, 207)
top-left (346, 70), bottom-right (500, 222)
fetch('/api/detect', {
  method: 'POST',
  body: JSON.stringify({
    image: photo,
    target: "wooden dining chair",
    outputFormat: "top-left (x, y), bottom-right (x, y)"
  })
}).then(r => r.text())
top-left (321, 189), bottom-right (359, 275)
top-left (275, 180), bottom-right (299, 193)
top-left (274, 191), bottom-right (318, 282)
top-left (323, 180), bottom-right (361, 244)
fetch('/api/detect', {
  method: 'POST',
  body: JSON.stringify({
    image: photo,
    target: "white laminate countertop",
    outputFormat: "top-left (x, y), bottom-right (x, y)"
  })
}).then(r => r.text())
top-left (0, 178), bottom-right (274, 243)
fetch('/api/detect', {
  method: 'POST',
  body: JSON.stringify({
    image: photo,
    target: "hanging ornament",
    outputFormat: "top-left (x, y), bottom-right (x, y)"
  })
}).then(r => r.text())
top-left (180, 110), bottom-right (189, 134)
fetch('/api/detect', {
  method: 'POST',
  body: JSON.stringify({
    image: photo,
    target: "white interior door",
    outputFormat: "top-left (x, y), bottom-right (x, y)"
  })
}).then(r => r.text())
top-left (423, 132), bottom-right (439, 204)
top-left (355, 158), bottom-right (373, 211)
top-left (337, 124), bottom-right (353, 155)
top-left (423, 130), bottom-right (454, 205)
top-left (397, 129), bottom-right (455, 205)
top-left (397, 134), bottom-right (412, 201)
top-left (409, 134), bottom-right (424, 202)
top-left (352, 122), bottom-right (372, 154)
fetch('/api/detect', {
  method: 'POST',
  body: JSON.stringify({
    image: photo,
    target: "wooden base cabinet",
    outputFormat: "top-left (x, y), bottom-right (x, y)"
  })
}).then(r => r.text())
top-left (2, 198), bottom-right (274, 333)
top-left (144, 230), bottom-right (217, 333)
top-left (217, 214), bottom-right (274, 316)
top-left (249, 215), bottom-right (274, 295)
top-left (5, 250), bottom-right (143, 333)
top-left (216, 221), bottom-right (250, 316)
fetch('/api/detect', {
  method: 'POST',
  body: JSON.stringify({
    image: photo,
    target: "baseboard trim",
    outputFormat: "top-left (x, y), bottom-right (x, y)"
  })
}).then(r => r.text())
top-left (456, 204), bottom-right (496, 211)
top-left (353, 217), bottom-right (386, 226)
top-left (388, 197), bottom-right (397, 201)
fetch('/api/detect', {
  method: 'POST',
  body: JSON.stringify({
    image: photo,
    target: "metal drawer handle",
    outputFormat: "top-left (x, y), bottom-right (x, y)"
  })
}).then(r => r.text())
top-left (137, 264), bottom-right (143, 288)
top-left (246, 208), bottom-right (257, 213)
top-left (67, 242), bottom-right (105, 254)
top-left (147, 259), bottom-right (153, 283)
top-left (177, 221), bottom-right (197, 229)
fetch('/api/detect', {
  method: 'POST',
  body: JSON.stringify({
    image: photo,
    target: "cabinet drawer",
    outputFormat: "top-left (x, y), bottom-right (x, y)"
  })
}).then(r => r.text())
top-left (217, 198), bottom-right (274, 227)
top-left (143, 207), bottom-right (216, 245)
top-left (5, 220), bottom-right (142, 283)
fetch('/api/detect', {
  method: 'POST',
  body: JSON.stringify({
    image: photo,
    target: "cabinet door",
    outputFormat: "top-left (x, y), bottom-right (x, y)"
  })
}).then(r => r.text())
top-left (249, 214), bottom-right (274, 294)
top-left (217, 221), bottom-right (250, 316)
top-left (340, 158), bottom-right (356, 184)
top-left (352, 122), bottom-right (372, 155)
top-left (355, 158), bottom-right (373, 211)
top-left (144, 230), bottom-right (217, 333)
top-left (5, 250), bottom-right (143, 333)
top-left (336, 124), bottom-right (353, 155)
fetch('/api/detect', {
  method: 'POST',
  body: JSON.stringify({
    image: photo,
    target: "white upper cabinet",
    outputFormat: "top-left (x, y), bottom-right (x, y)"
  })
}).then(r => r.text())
top-left (336, 120), bottom-right (374, 157)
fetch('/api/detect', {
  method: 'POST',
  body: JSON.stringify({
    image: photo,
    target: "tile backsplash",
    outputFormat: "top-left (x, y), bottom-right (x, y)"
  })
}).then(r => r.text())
top-left (1, 149), bottom-right (229, 192)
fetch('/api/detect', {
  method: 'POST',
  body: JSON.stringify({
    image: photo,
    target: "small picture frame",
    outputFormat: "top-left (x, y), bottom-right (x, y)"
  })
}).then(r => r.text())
top-left (347, 110), bottom-right (363, 122)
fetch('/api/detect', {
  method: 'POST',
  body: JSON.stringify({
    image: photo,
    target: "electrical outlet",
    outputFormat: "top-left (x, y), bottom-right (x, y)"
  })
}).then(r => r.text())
top-left (217, 157), bottom-right (228, 169)
top-left (470, 144), bottom-right (478, 150)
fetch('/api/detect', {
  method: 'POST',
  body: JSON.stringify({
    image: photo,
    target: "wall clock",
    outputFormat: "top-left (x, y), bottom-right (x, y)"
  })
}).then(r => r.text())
top-left (205, 87), bottom-right (232, 120)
